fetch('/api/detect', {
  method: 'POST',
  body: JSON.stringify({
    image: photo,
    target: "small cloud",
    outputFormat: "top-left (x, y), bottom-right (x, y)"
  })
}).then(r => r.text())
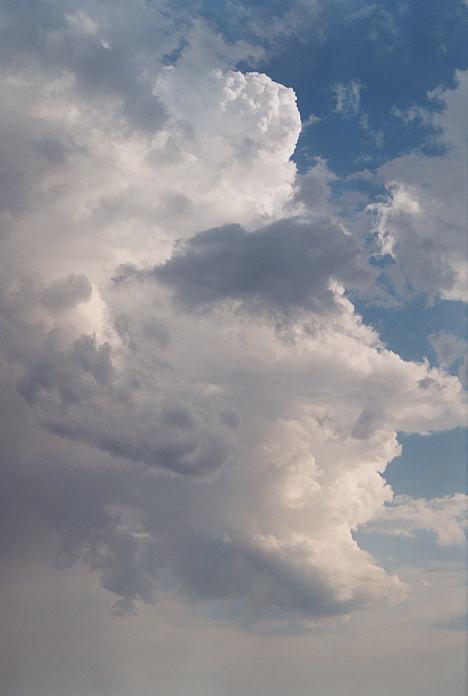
top-left (331, 80), bottom-right (380, 139)
top-left (333, 80), bottom-right (362, 117)
top-left (391, 104), bottom-right (434, 127)
top-left (429, 331), bottom-right (467, 370)
top-left (362, 493), bottom-right (468, 547)
top-left (430, 331), bottom-right (468, 387)
top-left (373, 129), bottom-right (385, 147)
top-left (301, 113), bottom-right (321, 131)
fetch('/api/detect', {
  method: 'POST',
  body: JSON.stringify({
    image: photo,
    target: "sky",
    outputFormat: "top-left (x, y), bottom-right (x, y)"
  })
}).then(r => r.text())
top-left (0, 1), bottom-right (467, 695)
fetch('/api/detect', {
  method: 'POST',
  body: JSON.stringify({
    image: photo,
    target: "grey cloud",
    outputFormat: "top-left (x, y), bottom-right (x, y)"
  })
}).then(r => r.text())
top-left (149, 218), bottom-right (373, 316)
top-left (429, 331), bottom-right (467, 385)
top-left (0, 150), bottom-right (26, 215)
top-left (47, 417), bottom-right (228, 478)
top-left (20, 331), bottom-right (230, 477)
top-left (167, 535), bottom-right (357, 621)
top-left (19, 332), bottom-right (113, 406)
top-left (32, 137), bottom-right (71, 165)
top-left (0, 268), bottom-right (233, 611)
top-left (351, 404), bottom-right (385, 439)
top-left (0, 389), bottom-right (360, 624)
top-left (41, 273), bottom-right (92, 312)
top-left (433, 610), bottom-right (468, 632)
top-left (0, 360), bottom-right (183, 613)
top-left (292, 158), bottom-right (337, 215)
top-left (0, 0), bottom-right (175, 134)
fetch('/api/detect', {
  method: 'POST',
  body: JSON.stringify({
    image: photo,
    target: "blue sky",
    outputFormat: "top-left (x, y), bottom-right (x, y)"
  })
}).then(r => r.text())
top-left (0, 2), bottom-right (466, 695)
top-left (265, 0), bottom-right (468, 171)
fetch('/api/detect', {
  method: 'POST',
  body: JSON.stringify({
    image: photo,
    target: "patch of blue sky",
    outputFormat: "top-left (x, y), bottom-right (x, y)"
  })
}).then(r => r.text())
top-left (353, 297), bottom-right (467, 364)
top-left (354, 528), bottom-right (466, 571)
top-left (258, 0), bottom-right (468, 174)
top-left (385, 429), bottom-right (467, 499)
top-left (174, 0), bottom-right (299, 43)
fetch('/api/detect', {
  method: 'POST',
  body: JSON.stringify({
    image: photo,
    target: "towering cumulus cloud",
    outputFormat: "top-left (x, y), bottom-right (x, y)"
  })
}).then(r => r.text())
top-left (0, 1), bottom-right (466, 634)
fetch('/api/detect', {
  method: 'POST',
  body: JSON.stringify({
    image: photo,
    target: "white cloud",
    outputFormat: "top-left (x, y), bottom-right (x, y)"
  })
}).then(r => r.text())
top-left (369, 70), bottom-right (468, 302)
top-left (363, 494), bottom-right (468, 546)
top-left (155, 61), bottom-right (301, 222)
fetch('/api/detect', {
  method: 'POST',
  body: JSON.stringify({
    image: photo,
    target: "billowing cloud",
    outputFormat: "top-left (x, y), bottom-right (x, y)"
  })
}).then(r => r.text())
top-left (154, 60), bottom-right (301, 223)
top-left (0, 0), bottom-right (466, 632)
top-left (5, 255), bottom-right (464, 620)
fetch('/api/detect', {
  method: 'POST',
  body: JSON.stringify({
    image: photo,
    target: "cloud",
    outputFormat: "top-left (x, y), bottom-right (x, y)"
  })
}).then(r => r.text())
top-left (331, 79), bottom-right (375, 134)
top-left (145, 217), bottom-right (374, 317)
top-left (349, 4), bottom-right (399, 47)
top-left (155, 60), bottom-right (301, 222)
top-left (363, 494), bottom-right (468, 546)
top-left (368, 70), bottom-right (468, 302)
top-left (41, 274), bottom-right (92, 312)
top-left (333, 80), bottom-right (362, 117)
top-left (430, 332), bottom-right (467, 369)
top-left (3, 238), bottom-right (465, 620)
top-left (161, 530), bottom-right (403, 621)
top-left (0, 0), bottom-right (183, 135)
top-left (430, 332), bottom-right (468, 387)
top-left (18, 330), bottom-right (231, 477)
top-left (0, 0), bottom-right (466, 630)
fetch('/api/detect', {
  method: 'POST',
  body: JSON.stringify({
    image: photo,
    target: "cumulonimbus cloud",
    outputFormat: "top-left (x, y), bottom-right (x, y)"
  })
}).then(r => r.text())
top-left (0, 0), bottom-right (466, 627)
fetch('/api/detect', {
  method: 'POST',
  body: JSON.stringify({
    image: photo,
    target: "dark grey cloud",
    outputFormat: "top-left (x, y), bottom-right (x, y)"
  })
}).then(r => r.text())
top-left (19, 330), bottom-right (230, 477)
top-left (149, 218), bottom-right (373, 316)
top-left (0, 364), bottom-right (131, 564)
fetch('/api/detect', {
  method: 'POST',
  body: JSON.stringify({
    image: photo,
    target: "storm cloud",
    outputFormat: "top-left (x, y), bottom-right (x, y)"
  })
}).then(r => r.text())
top-left (0, 3), bottom-right (466, 682)
top-left (150, 217), bottom-right (373, 316)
